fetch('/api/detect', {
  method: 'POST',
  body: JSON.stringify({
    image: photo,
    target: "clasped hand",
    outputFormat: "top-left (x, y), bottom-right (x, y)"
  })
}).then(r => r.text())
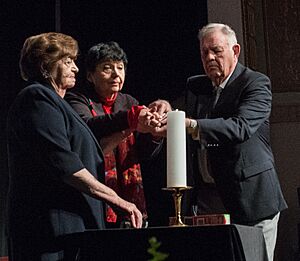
top-left (137, 100), bottom-right (171, 137)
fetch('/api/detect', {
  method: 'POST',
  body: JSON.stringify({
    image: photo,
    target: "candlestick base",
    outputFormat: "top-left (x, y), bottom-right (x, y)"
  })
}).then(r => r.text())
top-left (162, 186), bottom-right (192, 227)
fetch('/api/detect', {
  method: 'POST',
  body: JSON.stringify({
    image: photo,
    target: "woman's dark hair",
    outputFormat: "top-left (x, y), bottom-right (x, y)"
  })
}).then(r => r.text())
top-left (19, 32), bottom-right (78, 81)
top-left (85, 41), bottom-right (128, 73)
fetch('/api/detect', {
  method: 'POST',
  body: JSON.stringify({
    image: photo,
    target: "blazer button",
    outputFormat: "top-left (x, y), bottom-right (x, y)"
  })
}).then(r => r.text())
top-left (207, 143), bottom-right (219, 147)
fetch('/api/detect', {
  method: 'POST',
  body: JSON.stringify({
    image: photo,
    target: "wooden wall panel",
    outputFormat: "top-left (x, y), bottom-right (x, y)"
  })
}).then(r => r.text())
top-left (264, 0), bottom-right (300, 93)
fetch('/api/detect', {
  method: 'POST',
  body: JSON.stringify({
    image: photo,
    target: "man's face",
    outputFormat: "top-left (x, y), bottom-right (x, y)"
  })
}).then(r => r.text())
top-left (200, 30), bottom-right (239, 85)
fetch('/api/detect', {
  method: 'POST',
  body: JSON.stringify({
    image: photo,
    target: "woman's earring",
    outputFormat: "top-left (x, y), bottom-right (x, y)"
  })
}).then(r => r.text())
top-left (42, 70), bottom-right (50, 79)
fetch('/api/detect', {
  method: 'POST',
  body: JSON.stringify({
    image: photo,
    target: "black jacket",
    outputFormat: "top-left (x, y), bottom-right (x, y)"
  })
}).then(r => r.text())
top-left (7, 82), bottom-right (105, 260)
top-left (185, 63), bottom-right (288, 223)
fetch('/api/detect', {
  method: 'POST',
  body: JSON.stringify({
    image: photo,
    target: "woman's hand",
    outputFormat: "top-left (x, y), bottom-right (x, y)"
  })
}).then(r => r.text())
top-left (115, 198), bottom-right (143, 228)
top-left (63, 168), bottom-right (143, 228)
top-left (100, 129), bottom-right (132, 153)
top-left (136, 108), bottom-right (162, 133)
top-left (150, 124), bottom-right (167, 137)
top-left (148, 99), bottom-right (172, 126)
top-left (135, 100), bottom-right (172, 137)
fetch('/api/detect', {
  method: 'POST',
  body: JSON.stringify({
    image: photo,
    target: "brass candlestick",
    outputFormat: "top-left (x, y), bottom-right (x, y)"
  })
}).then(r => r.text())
top-left (162, 186), bottom-right (192, 226)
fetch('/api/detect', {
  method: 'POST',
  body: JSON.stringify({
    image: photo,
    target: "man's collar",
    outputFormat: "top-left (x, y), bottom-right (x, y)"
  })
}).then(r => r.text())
top-left (212, 66), bottom-right (236, 89)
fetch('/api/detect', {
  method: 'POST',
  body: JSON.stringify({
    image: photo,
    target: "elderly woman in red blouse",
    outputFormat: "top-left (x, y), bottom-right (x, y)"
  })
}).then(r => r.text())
top-left (65, 41), bottom-right (171, 228)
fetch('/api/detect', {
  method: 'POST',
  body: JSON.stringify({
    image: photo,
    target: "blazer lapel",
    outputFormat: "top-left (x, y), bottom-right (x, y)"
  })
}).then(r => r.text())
top-left (42, 83), bottom-right (104, 155)
top-left (213, 63), bottom-right (246, 109)
top-left (196, 94), bottom-right (211, 118)
top-left (65, 101), bottom-right (104, 155)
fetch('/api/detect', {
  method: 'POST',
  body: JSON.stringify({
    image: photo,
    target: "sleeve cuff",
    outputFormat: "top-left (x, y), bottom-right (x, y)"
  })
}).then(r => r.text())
top-left (127, 105), bottom-right (145, 130)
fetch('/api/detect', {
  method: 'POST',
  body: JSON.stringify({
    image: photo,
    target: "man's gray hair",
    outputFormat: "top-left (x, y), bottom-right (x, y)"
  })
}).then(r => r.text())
top-left (198, 23), bottom-right (238, 47)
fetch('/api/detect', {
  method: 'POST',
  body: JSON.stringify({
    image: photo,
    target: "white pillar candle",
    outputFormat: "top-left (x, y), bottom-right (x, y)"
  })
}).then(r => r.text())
top-left (167, 110), bottom-right (187, 187)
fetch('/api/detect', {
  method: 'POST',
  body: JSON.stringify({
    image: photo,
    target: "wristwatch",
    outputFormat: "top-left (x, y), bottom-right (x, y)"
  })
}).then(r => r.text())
top-left (187, 119), bottom-right (198, 134)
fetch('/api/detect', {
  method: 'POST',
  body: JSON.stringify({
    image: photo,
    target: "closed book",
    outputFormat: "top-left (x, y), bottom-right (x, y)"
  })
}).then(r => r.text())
top-left (169, 214), bottom-right (230, 226)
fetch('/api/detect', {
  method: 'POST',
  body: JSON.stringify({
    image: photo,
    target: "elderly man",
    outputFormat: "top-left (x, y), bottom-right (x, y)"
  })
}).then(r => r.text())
top-left (184, 23), bottom-right (287, 261)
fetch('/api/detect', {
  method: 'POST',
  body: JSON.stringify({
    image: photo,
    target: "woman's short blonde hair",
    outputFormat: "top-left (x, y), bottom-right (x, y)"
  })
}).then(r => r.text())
top-left (19, 32), bottom-right (78, 81)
